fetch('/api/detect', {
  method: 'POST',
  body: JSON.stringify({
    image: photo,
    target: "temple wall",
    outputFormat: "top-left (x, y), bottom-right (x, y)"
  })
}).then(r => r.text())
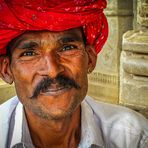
top-left (88, 0), bottom-right (133, 103)
top-left (88, 0), bottom-right (148, 117)
top-left (120, 0), bottom-right (148, 117)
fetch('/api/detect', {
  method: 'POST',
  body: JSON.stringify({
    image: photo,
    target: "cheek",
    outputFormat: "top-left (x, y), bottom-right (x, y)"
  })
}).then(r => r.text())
top-left (64, 51), bottom-right (88, 70)
top-left (10, 62), bottom-right (37, 97)
top-left (74, 54), bottom-right (88, 74)
top-left (11, 61), bottom-right (35, 82)
top-left (69, 54), bottom-right (88, 85)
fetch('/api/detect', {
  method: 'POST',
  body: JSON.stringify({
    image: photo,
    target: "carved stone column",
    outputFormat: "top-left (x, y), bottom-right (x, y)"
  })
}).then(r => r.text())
top-left (137, 0), bottom-right (148, 27)
top-left (120, 0), bottom-right (148, 117)
top-left (88, 0), bottom-right (133, 104)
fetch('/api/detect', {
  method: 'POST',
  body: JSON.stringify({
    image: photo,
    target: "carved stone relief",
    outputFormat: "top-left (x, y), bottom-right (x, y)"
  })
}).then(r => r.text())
top-left (120, 30), bottom-right (148, 117)
top-left (137, 0), bottom-right (148, 26)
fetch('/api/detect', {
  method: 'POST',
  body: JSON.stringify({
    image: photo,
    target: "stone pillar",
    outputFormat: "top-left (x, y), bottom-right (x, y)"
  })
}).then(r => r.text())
top-left (88, 0), bottom-right (133, 104)
top-left (120, 0), bottom-right (148, 117)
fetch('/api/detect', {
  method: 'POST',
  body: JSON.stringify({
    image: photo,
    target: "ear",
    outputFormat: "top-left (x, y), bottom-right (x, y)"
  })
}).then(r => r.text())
top-left (86, 45), bottom-right (97, 74)
top-left (0, 57), bottom-right (13, 84)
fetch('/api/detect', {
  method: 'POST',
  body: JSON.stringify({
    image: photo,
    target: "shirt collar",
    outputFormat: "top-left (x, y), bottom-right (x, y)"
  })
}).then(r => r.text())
top-left (10, 102), bottom-right (23, 148)
top-left (10, 102), bottom-right (34, 148)
top-left (11, 97), bottom-right (104, 148)
top-left (78, 98), bottom-right (104, 148)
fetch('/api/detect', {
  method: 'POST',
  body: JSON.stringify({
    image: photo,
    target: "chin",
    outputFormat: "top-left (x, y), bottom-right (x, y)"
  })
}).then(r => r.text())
top-left (24, 95), bottom-right (81, 121)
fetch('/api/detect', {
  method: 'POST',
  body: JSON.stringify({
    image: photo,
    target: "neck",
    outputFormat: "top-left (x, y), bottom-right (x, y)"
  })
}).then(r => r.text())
top-left (24, 106), bottom-right (81, 148)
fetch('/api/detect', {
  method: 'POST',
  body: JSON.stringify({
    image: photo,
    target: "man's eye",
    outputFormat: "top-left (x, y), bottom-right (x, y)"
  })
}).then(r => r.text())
top-left (20, 51), bottom-right (37, 56)
top-left (62, 45), bottom-right (77, 51)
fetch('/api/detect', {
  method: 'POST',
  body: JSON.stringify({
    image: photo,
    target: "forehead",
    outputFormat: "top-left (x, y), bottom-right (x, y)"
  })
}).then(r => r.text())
top-left (13, 28), bottom-right (83, 44)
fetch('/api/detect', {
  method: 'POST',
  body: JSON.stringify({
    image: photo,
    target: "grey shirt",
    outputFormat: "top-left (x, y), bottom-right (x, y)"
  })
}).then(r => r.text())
top-left (1, 96), bottom-right (148, 148)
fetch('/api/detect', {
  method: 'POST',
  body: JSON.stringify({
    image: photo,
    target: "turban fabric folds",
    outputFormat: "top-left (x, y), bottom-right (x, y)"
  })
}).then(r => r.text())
top-left (0, 0), bottom-right (108, 55)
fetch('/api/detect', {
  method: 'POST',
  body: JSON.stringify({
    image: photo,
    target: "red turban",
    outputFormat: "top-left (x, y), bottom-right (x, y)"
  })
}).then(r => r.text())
top-left (0, 0), bottom-right (108, 55)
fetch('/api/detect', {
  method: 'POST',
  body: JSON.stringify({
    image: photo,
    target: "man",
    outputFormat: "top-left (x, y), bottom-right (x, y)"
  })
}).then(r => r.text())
top-left (0, 0), bottom-right (148, 148)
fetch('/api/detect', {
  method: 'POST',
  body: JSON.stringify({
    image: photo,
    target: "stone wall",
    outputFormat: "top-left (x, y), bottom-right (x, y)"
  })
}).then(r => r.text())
top-left (88, 0), bottom-right (133, 104)
top-left (0, 79), bottom-right (16, 104)
top-left (88, 0), bottom-right (148, 118)
top-left (120, 0), bottom-right (148, 117)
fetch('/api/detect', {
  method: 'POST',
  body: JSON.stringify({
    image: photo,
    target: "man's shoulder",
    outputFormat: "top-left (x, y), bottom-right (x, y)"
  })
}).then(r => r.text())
top-left (85, 96), bottom-right (148, 127)
top-left (0, 96), bottom-right (19, 107)
top-left (0, 97), bottom-right (21, 148)
top-left (85, 96), bottom-right (148, 147)
top-left (85, 96), bottom-right (148, 134)
top-left (0, 96), bottom-right (19, 117)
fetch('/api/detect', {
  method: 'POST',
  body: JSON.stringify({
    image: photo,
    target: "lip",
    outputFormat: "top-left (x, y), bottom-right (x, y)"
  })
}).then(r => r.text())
top-left (40, 86), bottom-right (72, 96)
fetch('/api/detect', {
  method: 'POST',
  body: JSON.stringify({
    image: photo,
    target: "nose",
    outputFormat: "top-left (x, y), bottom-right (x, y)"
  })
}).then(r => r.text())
top-left (37, 53), bottom-right (64, 78)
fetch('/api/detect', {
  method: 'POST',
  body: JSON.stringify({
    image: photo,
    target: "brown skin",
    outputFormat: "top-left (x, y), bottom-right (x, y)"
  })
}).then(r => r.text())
top-left (0, 28), bottom-right (97, 148)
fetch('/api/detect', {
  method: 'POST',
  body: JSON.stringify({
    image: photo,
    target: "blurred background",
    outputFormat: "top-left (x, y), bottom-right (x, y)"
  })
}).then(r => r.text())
top-left (0, 0), bottom-right (148, 118)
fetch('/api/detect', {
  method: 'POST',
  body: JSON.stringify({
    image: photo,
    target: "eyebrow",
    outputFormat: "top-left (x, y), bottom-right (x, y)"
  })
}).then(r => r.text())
top-left (58, 34), bottom-right (82, 44)
top-left (19, 41), bottom-right (38, 49)
top-left (9, 37), bottom-right (39, 52)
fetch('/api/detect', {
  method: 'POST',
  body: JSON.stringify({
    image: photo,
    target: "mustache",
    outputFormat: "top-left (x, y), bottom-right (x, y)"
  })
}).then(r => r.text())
top-left (30, 74), bottom-right (80, 99)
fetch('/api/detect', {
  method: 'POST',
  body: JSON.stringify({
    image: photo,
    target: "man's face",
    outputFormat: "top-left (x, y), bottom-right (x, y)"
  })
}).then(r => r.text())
top-left (6, 28), bottom-right (95, 120)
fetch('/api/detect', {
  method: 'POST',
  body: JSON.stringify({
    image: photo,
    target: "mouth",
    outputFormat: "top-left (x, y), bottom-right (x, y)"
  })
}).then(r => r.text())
top-left (40, 85), bottom-right (72, 96)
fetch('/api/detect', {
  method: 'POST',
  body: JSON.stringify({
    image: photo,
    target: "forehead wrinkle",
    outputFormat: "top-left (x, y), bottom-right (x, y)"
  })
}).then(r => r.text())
top-left (39, 28), bottom-right (83, 44)
top-left (39, 32), bottom-right (58, 50)
top-left (10, 28), bottom-right (83, 53)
